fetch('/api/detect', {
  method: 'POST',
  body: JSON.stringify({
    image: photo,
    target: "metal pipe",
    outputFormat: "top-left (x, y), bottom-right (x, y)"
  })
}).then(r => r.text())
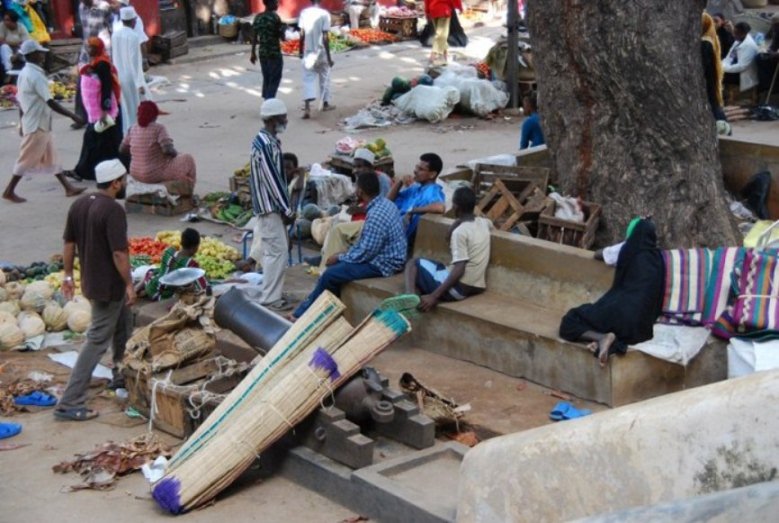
top-left (213, 287), bottom-right (292, 354)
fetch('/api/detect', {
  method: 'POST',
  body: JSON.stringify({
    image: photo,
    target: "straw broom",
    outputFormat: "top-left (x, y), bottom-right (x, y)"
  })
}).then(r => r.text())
top-left (153, 309), bottom-right (410, 513)
top-left (168, 291), bottom-right (346, 470)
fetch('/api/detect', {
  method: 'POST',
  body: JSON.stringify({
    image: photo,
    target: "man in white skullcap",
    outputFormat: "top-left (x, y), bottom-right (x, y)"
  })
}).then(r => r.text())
top-left (3, 40), bottom-right (85, 203)
top-left (248, 98), bottom-right (295, 311)
top-left (56, 159), bottom-right (134, 421)
top-left (112, 0), bottom-right (148, 45)
top-left (111, 5), bottom-right (147, 134)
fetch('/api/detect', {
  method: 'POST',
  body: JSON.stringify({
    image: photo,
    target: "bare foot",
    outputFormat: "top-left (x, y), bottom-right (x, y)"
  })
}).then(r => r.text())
top-left (285, 312), bottom-right (297, 323)
top-left (2, 192), bottom-right (26, 203)
top-left (587, 341), bottom-right (599, 354)
top-left (598, 333), bottom-right (617, 367)
top-left (65, 187), bottom-right (86, 197)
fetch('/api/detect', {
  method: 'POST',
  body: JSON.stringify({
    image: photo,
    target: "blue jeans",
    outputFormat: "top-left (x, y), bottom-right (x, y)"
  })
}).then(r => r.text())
top-left (260, 56), bottom-right (283, 99)
top-left (293, 261), bottom-right (383, 318)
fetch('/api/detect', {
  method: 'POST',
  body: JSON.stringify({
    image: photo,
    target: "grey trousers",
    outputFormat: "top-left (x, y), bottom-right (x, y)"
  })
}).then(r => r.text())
top-left (257, 212), bottom-right (287, 305)
top-left (58, 298), bottom-right (133, 410)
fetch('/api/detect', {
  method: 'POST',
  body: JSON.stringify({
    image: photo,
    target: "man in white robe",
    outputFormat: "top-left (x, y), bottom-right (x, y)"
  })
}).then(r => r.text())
top-left (111, 6), bottom-right (147, 134)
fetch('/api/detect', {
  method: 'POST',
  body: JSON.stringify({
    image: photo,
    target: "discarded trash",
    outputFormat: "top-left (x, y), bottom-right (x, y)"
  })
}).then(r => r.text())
top-left (48, 351), bottom-right (113, 380)
top-left (142, 456), bottom-right (169, 483)
top-left (27, 371), bottom-right (53, 382)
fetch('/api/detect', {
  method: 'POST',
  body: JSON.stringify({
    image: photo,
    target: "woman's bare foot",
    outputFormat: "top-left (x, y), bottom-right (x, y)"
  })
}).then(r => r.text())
top-left (285, 312), bottom-right (297, 322)
top-left (2, 191), bottom-right (26, 203)
top-left (597, 333), bottom-right (617, 367)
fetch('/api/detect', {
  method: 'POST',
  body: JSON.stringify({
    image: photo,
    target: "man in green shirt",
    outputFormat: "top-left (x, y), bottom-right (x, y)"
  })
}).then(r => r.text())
top-left (250, 0), bottom-right (285, 100)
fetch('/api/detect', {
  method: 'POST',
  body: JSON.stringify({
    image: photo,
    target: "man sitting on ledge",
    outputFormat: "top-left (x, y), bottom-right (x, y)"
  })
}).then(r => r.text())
top-left (289, 171), bottom-right (406, 321)
top-left (404, 186), bottom-right (492, 311)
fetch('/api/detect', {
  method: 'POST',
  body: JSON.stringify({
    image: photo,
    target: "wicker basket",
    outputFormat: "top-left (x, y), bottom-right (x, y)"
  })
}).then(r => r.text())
top-left (379, 16), bottom-right (419, 38)
top-left (218, 22), bottom-right (239, 39)
top-left (537, 201), bottom-right (601, 250)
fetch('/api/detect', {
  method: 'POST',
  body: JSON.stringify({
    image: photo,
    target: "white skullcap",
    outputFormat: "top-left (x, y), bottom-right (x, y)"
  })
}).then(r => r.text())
top-left (20, 40), bottom-right (48, 55)
top-left (118, 0), bottom-right (131, 4)
top-left (120, 6), bottom-right (137, 20)
top-left (95, 159), bottom-right (127, 184)
top-left (353, 148), bottom-right (375, 165)
top-left (260, 98), bottom-right (288, 118)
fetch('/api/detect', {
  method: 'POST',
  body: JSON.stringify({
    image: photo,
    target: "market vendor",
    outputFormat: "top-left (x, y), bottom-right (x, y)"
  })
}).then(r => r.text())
top-left (347, 0), bottom-right (378, 30)
top-left (404, 186), bottom-right (492, 311)
top-left (289, 171), bottom-right (406, 321)
top-left (119, 100), bottom-right (197, 196)
top-left (140, 228), bottom-right (208, 300)
top-left (1, 10), bottom-right (29, 79)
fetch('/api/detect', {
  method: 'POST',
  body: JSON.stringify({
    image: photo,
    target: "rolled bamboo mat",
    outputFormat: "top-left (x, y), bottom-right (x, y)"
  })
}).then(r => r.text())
top-left (152, 309), bottom-right (410, 513)
top-left (168, 291), bottom-right (345, 470)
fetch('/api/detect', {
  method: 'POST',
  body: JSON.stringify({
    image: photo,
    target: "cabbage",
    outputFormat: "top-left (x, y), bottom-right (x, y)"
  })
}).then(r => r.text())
top-left (18, 311), bottom-right (45, 338)
top-left (67, 309), bottom-right (91, 333)
top-left (0, 311), bottom-right (15, 325)
top-left (42, 303), bottom-right (69, 332)
top-left (0, 323), bottom-right (24, 350)
top-left (21, 288), bottom-right (49, 312)
top-left (26, 281), bottom-right (54, 299)
top-left (63, 297), bottom-right (90, 317)
top-left (0, 301), bottom-right (20, 317)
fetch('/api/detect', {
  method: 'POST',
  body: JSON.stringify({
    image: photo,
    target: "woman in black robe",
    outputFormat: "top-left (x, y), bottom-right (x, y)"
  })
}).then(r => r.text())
top-left (559, 219), bottom-right (665, 367)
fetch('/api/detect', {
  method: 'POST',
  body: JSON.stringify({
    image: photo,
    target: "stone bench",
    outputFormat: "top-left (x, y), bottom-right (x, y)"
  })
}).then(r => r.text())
top-left (341, 216), bottom-right (726, 407)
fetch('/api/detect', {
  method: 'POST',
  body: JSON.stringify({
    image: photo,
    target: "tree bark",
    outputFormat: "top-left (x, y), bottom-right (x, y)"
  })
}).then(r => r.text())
top-left (527, 0), bottom-right (739, 248)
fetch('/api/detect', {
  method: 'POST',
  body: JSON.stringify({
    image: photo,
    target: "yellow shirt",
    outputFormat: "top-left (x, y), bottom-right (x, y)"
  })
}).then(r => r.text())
top-left (448, 217), bottom-right (492, 289)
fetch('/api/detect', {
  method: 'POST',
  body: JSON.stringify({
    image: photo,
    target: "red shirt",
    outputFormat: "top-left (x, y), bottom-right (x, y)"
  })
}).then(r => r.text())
top-left (425, 0), bottom-right (462, 19)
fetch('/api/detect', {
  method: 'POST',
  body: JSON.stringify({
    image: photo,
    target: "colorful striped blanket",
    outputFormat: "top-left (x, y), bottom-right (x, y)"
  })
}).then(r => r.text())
top-left (660, 247), bottom-right (743, 327)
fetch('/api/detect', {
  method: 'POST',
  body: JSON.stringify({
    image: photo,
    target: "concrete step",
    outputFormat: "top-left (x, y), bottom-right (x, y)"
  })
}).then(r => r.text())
top-left (341, 276), bottom-right (727, 407)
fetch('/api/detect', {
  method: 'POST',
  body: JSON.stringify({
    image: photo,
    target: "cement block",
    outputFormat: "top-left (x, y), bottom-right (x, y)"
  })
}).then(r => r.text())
top-left (300, 408), bottom-right (376, 470)
top-left (375, 399), bottom-right (436, 449)
top-left (457, 371), bottom-right (779, 523)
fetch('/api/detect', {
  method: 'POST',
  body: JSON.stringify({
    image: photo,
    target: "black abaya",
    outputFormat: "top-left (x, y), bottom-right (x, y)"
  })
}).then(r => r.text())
top-left (559, 220), bottom-right (665, 354)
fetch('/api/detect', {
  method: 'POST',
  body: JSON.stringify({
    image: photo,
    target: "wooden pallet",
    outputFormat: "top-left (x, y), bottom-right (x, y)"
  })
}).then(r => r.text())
top-left (537, 200), bottom-right (601, 249)
top-left (472, 163), bottom-right (550, 194)
top-left (476, 179), bottom-right (548, 232)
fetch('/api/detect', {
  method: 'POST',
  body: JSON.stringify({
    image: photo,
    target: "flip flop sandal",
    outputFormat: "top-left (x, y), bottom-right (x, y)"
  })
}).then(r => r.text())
top-left (378, 295), bottom-right (422, 318)
top-left (549, 401), bottom-right (572, 421)
top-left (0, 422), bottom-right (22, 439)
top-left (54, 407), bottom-right (99, 422)
top-left (562, 406), bottom-right (592, 420)
top-left (14, 391), bottom-right (57, 407)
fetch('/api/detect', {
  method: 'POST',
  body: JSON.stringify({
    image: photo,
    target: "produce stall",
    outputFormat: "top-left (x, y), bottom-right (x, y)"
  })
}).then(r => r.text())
top-left (327, 137), bottom-right (394, 179)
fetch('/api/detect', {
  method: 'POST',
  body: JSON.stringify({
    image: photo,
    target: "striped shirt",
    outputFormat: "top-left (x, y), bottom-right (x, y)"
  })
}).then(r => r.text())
top-left (340, 196), bottom-right (407, 276)
top-left (249, 129), bottom-right (292, 217)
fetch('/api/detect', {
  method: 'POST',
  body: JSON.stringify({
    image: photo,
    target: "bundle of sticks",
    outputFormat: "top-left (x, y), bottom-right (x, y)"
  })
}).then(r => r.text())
top-left (152, 290), bottom-right (412, 513)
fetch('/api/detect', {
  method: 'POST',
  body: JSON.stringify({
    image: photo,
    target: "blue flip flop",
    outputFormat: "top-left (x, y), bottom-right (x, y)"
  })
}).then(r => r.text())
top-left (0, 422), bottom-right (22, 439)
top-left (549, 401), bottom-right (572, 421)
top-left (14, 391), bottom-right (57, 407)
top-left (562, 405), bottom-right (592, 420)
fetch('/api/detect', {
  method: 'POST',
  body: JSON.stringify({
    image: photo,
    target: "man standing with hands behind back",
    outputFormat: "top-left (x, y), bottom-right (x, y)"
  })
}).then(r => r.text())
top-left (55, 159), bottom-right (135, 422)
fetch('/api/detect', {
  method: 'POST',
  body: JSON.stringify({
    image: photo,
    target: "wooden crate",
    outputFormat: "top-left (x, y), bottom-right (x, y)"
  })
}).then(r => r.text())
top-left (229, 175), bottom-right (252, 207)
top-left (327, 154), bottom-right (395, 179)
top-left (537, 201), bottom-right (601, 249)
top-left (379, 16), bottom-right (419, 38)
top-left (125, 195), bottom-right (195, 216)
top-left (476, 179), bottom-right (549, 232)
top-left (472, 163), bottom-right (550, 195)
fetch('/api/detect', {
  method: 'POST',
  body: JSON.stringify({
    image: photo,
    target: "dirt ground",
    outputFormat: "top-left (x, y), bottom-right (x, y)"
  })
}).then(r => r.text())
top-left (2, 16), bottom-right (779, 522)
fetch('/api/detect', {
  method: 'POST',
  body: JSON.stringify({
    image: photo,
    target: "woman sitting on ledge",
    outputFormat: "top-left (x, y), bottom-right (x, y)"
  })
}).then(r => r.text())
top-left (119, 100), bottom-right (197, 196)
top-left (559, 218), bottom-right (664, 367)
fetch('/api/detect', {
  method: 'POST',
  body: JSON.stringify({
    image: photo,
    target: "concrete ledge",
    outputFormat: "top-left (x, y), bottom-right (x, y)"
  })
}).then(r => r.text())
top-left (456, 370), bottom-right (779, 522)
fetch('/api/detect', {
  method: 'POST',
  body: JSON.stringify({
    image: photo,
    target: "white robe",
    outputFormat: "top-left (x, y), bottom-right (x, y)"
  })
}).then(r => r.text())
top-left (111, 26), bottom-right (148, 135)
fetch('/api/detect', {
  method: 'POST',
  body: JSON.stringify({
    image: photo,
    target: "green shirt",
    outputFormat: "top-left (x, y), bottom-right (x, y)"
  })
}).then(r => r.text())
top-left (253, 11), bottom-right (283, 59)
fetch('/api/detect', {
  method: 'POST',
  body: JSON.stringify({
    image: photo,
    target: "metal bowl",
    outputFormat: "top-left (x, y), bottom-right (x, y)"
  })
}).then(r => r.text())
top-left (159, 267), bottom-right (206, 287)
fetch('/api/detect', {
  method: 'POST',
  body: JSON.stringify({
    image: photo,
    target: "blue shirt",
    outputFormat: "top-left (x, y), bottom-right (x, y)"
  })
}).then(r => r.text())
top-left (519, 113), bottom-right (545, 150)
top-left (340, 196), bottom-right (407, 276)
top-left (393, 182), bottom-right (446, 241)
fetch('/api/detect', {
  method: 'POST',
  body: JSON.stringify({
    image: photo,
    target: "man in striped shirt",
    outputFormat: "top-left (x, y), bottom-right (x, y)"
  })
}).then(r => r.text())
top-left (249, 98), bottom-right (295, 311)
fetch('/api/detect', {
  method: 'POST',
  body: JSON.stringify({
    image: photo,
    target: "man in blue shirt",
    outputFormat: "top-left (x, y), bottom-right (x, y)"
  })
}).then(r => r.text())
top-left (387, 152), bottom-right (446, 246)
top-left (290, 171), bottom-right (407, 320)
top-left (519, 93), bottom-right (545, 150)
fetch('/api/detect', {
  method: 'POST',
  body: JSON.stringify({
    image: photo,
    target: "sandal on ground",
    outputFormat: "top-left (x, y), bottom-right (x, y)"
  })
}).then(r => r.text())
top-left (54, 407), bottom-right (99, 421)
top-left (14, 391), bottom-right (57, 407)
top-left (62, 170), bottom-right (83, 182)
top-left (0, 422), bottom-right (22, 439)
top-left (264, 299), bottom-right (293, 312)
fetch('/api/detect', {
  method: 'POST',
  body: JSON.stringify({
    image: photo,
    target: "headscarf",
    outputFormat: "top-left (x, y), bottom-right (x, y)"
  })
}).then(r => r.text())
top-left (701, 12), bottom-right (724, 107)
top-left (137, 100), bottom-right (160, 127)
top-left (80, 37), bottom-right (121, 105)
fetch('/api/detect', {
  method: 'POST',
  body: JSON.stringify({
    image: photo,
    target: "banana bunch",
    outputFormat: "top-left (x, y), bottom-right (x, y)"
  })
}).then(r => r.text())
top-left (45, 270), bottom-right (82, 294)
top-left (49, 81), bottom-right (76, 101)
top-left (234, 163), bottom-right (250, 178)
top-left (194, 254), bottom-right (235, 280)
top-left (199, 237), bottom-right (240, 261)
top-left (156, 230), bottom-right (182, 250)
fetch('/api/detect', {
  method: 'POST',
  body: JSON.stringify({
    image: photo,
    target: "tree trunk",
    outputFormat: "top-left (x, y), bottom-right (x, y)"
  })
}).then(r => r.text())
top-left (527, 0), bottom-right (739, 248)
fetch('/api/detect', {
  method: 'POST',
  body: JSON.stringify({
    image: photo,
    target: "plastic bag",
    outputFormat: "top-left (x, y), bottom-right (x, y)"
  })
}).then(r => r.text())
top-left (393, 85), bottom-right (460, 123)
top-left (434, 64), bottom-right (508, 117)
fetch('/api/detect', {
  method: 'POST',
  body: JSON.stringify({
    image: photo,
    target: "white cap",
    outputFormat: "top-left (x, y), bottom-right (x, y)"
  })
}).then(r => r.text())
top-left (260, 98), bottom-right (288, 118)
top-left (353, 148), bottom-right (375, 165)
top-left (118, 0), bottom-right (131, 4)
top-left (120, 6), bottom-right (137, 20)
top-left (20, 40), bottom-right (48, 55)
top-left (95, 159), bottom-right (127, 184)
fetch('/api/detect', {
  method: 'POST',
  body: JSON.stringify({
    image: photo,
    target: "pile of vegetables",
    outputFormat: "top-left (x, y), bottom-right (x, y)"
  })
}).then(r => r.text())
top-left (0, 85), bottom-right (17, 110)
top-left (335, 137), bottom-right (391, 159)
top-left (281, 34), bottom-right (354, 56)
top-left (202, 192), bottom-right (252, 227)
top-left (154, 231), bottom-right (240, 280)
top-left (381, 74), bottom-right (433, 105)
top-left (49, 81), bottom-right (77, 101)
top-left (0, 271), bottom-right (92, 350)
top-left (129, 237), bottom-right (170, 263)
top-left (348, 28), bottom-right (399, 45)
top-left (383, 6), bottom-right (419, 18)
